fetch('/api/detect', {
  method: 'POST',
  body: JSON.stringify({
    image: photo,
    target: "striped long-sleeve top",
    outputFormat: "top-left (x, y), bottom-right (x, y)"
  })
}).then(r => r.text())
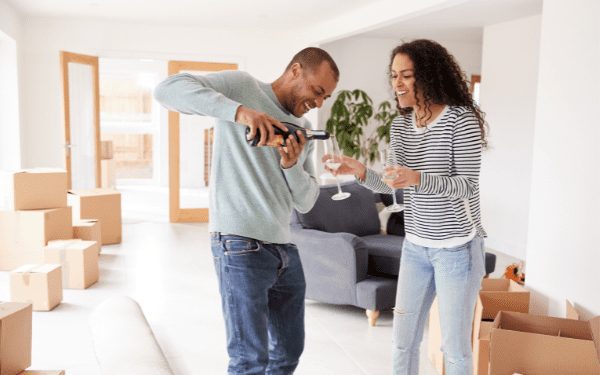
top-left (362, 105), bottom-right (487, 248)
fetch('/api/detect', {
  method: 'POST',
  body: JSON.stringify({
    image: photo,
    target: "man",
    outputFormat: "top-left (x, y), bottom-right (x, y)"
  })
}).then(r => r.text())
top-left (154, 47), bottom-right (339, 374)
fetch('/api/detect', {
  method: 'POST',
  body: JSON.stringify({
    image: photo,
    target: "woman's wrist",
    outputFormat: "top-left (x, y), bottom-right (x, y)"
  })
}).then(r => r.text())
top-left (355, 164), bottom-right (367, 182)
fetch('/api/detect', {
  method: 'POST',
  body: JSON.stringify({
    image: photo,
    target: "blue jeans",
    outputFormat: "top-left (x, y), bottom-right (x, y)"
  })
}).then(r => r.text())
top-left (392, 236), bottom-right (486, 375)
top-left (211, 233), bottom-right (306, 375)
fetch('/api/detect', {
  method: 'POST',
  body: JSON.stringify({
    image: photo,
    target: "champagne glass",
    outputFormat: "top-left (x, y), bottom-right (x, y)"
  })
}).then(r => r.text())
top-left (380, 148), bottom-right (404, 212)
top-left (324, 136), bottom-right (351, 201)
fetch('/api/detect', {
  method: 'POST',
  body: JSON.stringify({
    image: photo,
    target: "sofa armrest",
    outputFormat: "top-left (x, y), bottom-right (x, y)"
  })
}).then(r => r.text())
top-left (291, 227), bottom-right (368, 306)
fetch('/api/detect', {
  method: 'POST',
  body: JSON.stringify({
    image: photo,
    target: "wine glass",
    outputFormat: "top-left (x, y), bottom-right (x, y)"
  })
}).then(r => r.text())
top-left (379, 148), bottom-right (404, 212)
top-left (324, 136), bottom-right (351, 201)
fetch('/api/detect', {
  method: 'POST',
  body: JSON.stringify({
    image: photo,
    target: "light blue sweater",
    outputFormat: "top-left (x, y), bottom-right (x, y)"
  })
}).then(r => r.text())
top-left (154, 70), bottom-right (319, 243)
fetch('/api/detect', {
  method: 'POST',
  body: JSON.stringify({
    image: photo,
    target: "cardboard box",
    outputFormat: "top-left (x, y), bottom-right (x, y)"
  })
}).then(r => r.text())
top-left (0, 207), bottom-right (73, 271)
top-left (73, 219), bottom-right (102, 254)
top-left (10, 264), bottom-right (62, 311)
top-left (68, 189), bottom-right (121, 245)
top-left (44, 240), bottom-right (99, 289)
top-left (100, 159), bottom-right (116, 189)
top-left (479, 279), bottom-right (530, 320)
top-left (18, 371), bottom-right (65, 375)
top-left (428, 279), bottom-right (530, 375)
top-left (489, 311), bottom-right (600, 375)
top-left (0, 302), bottom-right (32, 375)
top-left (472, 299), bottom-right (494, 375)
top-left (0, 169), bottom-right (67, 210)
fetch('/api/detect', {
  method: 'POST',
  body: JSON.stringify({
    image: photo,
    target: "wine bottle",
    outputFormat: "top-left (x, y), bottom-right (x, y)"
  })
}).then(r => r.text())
top-left (245, 121), bottom-right (330, 147)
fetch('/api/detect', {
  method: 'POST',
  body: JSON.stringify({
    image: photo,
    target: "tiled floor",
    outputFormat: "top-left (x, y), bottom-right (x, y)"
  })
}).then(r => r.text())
top-left (0, 220), bottom-right (428, 374)
top-left (0, 213), bottom-right (519, 374)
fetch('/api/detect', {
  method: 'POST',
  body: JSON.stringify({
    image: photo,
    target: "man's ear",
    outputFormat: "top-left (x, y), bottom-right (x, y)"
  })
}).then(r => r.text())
top-left (290, 62), bottom-right (302, 79)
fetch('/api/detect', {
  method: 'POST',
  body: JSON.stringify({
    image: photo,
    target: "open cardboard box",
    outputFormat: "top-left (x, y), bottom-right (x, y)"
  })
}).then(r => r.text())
top-left (428, 278), bottom-right (530, 375)
top-left (489, 311), bottom-right (600, 375)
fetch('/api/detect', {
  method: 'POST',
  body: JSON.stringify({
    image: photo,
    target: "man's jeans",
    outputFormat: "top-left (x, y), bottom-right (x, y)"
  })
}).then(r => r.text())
top-left (392, 236), bottom-right (486, 375)
top-left (211, 233), bottom-right (306, 375)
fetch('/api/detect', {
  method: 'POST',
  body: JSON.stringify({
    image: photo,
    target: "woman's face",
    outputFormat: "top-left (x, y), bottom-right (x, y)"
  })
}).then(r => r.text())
top-left (390, 53), bottom-right (418, 109)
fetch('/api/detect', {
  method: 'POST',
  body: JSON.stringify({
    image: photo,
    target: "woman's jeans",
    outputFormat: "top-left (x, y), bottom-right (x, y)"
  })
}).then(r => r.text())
top-left (211, 233), bottom-right (306, 375)
top-left (392, 236), bottom-right (486, 375)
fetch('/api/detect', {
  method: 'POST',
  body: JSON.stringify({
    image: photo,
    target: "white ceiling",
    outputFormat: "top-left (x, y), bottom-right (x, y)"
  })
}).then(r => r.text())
top-left (361, 0), bottom-right (543, 43)
top-left (6, 0), bottom-right (375, 30)
top-left (6, 0), bottom-right (543, 42)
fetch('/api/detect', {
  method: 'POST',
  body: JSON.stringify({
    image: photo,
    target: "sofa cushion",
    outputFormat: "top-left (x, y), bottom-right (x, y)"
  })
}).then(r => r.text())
top-left (295, 181), bottom-right (381, 237)
top-left (361, 234), bottom-right (404, 276)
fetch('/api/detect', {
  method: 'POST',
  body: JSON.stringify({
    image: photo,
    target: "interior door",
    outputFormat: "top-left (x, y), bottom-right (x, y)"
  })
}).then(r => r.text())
top-left (167, 60), bottom-right (238, 222)
top-left (60, 51), bottom-right (101, 190)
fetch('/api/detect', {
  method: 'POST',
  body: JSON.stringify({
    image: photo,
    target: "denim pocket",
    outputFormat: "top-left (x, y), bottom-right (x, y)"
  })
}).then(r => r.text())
top-left (221, 237), bottom-right (260, 256)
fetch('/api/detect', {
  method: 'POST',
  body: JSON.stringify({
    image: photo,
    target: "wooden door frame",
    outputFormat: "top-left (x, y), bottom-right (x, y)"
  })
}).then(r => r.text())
top-left (167, 60), bottom-right (238, 222)
top-left (60, 51), bottom-right (101, 189)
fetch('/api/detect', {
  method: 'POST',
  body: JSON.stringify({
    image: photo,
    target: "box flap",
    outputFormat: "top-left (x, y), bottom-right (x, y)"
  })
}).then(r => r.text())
top-left (566, 299), bottom-right (581, 320)
top-left (497, 311), bottom-right (593, 340)
top-left (590, 317), bottom-right (600, 362)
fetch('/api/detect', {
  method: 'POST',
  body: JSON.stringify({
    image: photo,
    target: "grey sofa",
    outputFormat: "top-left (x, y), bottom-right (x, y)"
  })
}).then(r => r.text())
top-left (291, 180), bottom-right (496, 326)
top-left (291, 181), bottom-right (401, 326)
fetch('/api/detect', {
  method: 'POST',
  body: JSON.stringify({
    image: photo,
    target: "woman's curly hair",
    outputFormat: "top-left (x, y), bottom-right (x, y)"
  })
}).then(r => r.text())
top-left (389, 39), bottom-right (488, 147)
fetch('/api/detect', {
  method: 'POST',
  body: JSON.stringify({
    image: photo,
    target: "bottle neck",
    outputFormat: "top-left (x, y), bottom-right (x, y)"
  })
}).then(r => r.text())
top-left (305, 129), bottom-right (329, 140)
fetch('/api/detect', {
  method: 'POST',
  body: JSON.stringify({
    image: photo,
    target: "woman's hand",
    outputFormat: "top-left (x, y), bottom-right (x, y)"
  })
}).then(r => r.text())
top-left (322, 154), bottom-right (367, 180)
top-left (383, 166), bottom-right (421, 188)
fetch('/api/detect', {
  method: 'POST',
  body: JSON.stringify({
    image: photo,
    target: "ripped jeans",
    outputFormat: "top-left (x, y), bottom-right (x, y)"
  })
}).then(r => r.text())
top-left (392, 236), bottom-right (486, 375)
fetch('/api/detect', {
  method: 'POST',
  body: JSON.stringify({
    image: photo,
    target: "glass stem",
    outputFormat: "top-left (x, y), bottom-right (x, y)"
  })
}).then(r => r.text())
top-left (335, 177), bottom-right (343, 194)
top-left (392, 189), bottom-right (398, 206)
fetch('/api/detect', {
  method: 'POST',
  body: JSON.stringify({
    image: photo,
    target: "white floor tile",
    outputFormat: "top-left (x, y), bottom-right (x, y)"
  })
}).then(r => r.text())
top-left (0, 221), bottom-right (443, 375)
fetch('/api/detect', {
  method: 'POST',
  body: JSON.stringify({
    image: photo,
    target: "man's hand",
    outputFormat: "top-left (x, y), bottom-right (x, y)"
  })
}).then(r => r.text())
top-left (235, 106), bottom-right (288, 146)
top-left (279, 131), bottom-right (306, 169)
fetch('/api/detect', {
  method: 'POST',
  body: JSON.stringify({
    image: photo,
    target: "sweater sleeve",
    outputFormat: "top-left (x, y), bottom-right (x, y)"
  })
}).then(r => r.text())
top-left (359, 168), bottom-right (394, 194)
top-left (153, 72), bottom-right (241, 122)
top-left (415, 111), bottom-right (482, 199)
top-left (282, 141), bottom-right (320, 213)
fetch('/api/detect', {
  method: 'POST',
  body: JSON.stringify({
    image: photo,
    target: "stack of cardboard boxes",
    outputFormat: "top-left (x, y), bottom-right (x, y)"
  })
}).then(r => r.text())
top-left (0, 169), bottom-right (123, 309)
top-left (0, 169), bottom-right (73, 271)
top-left (428, 277), bottom-right (600, 375)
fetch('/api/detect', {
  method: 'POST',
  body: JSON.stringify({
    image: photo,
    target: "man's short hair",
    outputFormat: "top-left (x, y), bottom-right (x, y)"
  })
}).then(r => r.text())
top-left (286, 47), bottom-right (339, 81)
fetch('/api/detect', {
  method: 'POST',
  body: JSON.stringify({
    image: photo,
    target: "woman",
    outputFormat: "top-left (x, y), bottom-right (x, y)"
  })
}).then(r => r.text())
top-left (327, 39), bottom-right (488, 375)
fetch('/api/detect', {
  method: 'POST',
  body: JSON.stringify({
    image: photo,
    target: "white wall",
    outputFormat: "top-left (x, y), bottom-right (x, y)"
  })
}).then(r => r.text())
top-left (0, 0), bottom-right (22, 170)
top-left (479, 15), bottom-right (542, 261)
top-left (525, 0), bottom-right (600, 318)
top-left (18, 16), bottom-right (305, 171)
top-left (0, 0), bottom-right (21, 40)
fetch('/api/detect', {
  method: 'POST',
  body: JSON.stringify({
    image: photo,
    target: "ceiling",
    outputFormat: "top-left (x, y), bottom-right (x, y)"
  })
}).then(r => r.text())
top-left (6, 0), bottom-right (543, 42)
top-left (6, 0), bottom-right (375, 30)
top-left (362, 0), bottom-right (543, 43)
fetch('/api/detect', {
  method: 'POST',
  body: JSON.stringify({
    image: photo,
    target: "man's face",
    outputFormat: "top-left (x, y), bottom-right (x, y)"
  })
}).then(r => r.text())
top-left (287, 61), bottom-right (337, 117)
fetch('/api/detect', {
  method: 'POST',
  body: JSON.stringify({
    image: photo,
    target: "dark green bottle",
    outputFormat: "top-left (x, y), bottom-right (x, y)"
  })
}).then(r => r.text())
top-left (245, 121), bottom-right (329, 147)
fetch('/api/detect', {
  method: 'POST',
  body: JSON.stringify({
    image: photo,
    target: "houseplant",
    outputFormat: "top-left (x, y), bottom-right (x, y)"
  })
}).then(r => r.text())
top-left (325, 89), bottom-right (398, 164)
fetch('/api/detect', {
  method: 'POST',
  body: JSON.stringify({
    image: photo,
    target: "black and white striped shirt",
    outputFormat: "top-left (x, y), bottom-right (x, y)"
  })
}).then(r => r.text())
top-left (363, 105), bottom-right (487, 248)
